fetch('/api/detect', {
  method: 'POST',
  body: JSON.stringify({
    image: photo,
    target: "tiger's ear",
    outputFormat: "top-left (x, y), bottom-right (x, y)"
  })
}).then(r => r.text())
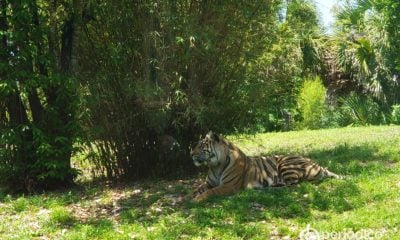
top-left (206, 131), bottom-right (220, 142)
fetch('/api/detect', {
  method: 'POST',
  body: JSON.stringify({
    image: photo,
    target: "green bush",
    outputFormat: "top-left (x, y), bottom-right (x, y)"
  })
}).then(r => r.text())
top-left (391, 105), bottom-right (400, 124)
top-left (337, 92), bottom-right (383, 126)
top-left (297, 76), bottom-right (328, 129)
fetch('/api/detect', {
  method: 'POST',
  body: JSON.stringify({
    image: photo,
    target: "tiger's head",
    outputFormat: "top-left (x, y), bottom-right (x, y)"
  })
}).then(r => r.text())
top-left (190, 131), bottom-right (229, 167)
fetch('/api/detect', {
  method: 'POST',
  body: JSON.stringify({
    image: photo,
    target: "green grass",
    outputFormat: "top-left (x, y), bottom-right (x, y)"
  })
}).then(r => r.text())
top-left (1, 126), bottom-right (400, 239)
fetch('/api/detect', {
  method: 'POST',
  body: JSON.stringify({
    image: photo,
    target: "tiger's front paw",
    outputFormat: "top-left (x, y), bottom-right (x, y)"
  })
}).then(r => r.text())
top-left (192, 190), bottom-right (201, 198)
top-left (187, 190), bottom-right (202, 202)
top-left (193, 193), bottom-right (208, 202)
top-left (192, 187), bottom-right (206, 198)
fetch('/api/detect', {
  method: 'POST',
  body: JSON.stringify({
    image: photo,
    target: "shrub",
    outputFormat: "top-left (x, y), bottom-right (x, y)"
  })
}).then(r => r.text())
top-left (297, 76), bottom-right (328, 129)
top-left (391, 105), bottom-right (400, 124)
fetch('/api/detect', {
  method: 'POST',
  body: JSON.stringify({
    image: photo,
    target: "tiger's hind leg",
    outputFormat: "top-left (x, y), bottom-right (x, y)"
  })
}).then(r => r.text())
top-left (281, 171), bottom-right (302, 186)
top-left (270, 177), bottom-right (289, 187)
top-left (284, 179), bottom-right (301, 186)
top-left (305, 165), bottom-right (343, 182)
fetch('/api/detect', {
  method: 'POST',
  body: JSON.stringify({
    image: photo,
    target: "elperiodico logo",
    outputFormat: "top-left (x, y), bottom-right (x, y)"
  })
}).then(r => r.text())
top-left (299, 225), bottom-right (385, 240)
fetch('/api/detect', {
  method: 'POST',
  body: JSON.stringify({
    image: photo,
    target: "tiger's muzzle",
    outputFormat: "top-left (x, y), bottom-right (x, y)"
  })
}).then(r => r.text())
top-left (192, 152), bottom-right (215, 167)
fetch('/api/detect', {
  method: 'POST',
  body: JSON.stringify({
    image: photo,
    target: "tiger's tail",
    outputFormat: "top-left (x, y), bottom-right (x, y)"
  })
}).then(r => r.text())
top-left (324, 169), bottom-right (345, 180)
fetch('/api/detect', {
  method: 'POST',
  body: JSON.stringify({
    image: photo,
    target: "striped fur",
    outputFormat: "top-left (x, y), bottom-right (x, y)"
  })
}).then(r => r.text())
top-left (190, 131), bottom-right (341, 202)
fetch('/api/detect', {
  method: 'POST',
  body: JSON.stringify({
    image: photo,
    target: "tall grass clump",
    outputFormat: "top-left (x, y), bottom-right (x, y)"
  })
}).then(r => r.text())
top-left (49, 207), bottom-right (76, 226)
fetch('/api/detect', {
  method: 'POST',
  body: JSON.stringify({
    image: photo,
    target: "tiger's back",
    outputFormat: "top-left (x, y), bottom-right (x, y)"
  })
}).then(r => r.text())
top-left (244, 155), bottom-right (341, 189)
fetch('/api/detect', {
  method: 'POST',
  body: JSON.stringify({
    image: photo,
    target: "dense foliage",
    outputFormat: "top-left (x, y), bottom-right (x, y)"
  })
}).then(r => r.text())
top-left (1, 0), bottom-right (399, 190)
top-left (0, 0), bottom-right (83, 191)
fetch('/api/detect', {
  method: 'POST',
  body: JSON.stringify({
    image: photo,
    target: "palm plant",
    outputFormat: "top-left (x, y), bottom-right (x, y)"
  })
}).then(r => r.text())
top-left (338, 92), bottom-right (383, 126)
top-left (333, 0), bottom-right (400, 107)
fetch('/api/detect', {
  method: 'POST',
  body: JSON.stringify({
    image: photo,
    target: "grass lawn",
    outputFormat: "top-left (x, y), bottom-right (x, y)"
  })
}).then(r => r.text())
top-left (1, 126), bottom-right (400, 239)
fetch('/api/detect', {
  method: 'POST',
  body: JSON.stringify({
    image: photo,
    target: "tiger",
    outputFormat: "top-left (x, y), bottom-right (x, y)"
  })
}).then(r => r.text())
top-left (190, 131), bottom-right (342, 202)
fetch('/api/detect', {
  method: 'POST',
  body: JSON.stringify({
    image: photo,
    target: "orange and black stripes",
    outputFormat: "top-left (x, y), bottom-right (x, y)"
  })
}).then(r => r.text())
top-left (191, 131), bottom-right (342, 202)
top-left (244, 155), bottom-right (339, 187)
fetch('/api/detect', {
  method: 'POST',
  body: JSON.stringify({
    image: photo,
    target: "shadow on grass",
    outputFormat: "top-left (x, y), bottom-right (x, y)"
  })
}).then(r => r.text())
top-left (50, 141), bottom-right (397, 228)
top-left (116, 180), bottom-right (191, 225)
top-left (188, 178), bottom-right (361, 227)
top-left (0, 181), bottom-right (107, 203)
